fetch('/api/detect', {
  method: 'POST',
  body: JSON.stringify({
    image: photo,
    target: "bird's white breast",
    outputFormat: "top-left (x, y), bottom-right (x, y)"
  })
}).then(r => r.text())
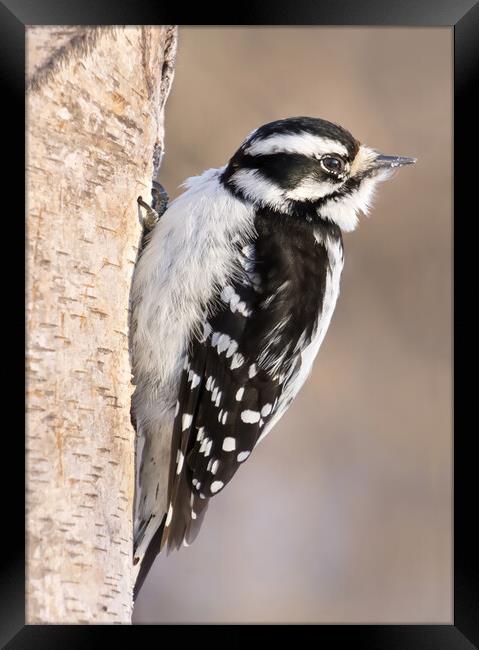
top-left (130, 166), bottom-right (256, 409)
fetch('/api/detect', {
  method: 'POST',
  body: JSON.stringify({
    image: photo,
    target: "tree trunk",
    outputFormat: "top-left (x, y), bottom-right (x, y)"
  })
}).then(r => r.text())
top-left (26, 25), bottom-right (177, 624)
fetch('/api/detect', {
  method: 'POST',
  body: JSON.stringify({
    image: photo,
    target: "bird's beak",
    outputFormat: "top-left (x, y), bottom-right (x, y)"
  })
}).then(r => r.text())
top-left (374, 153), bottom-right (417, 168)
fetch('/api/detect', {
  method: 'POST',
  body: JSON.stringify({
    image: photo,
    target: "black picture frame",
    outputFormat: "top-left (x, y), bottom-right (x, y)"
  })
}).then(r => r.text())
top-left (5, 0), bottom-right (477, 646)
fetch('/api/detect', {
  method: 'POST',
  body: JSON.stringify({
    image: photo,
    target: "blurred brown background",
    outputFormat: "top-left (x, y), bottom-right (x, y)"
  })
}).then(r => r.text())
top-left (133, 27), bottom-right (452, 623)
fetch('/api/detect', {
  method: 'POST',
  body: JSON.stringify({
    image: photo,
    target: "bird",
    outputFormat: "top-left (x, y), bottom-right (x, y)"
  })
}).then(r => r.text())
top-left (129, 116), bottom-right (416, 598)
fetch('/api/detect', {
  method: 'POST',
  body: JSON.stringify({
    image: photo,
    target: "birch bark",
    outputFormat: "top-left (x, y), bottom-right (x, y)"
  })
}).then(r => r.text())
top-left (26, 25), bottom-right (177, 624)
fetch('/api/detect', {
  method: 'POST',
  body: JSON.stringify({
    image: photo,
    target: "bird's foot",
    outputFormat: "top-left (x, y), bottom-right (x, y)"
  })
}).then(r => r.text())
top-left (137, 182), bottom-right (169, 232)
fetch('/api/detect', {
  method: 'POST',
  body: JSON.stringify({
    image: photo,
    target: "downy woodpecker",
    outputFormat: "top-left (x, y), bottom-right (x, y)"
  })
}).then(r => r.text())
top-left (130, 116), bottom-right (416, 597)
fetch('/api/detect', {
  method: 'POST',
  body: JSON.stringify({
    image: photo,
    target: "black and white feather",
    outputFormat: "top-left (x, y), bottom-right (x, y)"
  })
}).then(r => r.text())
top-left (129, 116), bottom-right (415, 596)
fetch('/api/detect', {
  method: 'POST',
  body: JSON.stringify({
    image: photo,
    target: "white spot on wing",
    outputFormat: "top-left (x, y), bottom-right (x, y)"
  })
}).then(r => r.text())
top-left (190, 373), bottom-right (200, 388)
top-left (231, 353), bottom-right (245, 369)
top-left (200, 321), bottom-right (212, 342)
top-left (216, 333), bottom-right (231, 354)
top-left (205, 440), bottom-right (212, 457)
top-left (241, 410), bottom-right (260, 423)
top-left (261, 403), bottom-right (272, 416)
top-left (176, 450), bottom-right (184, 474)
top-left (165, 503), bottom-right (173, 526)
top-left (221, 285), bottom-right (251, 317)
top-left (222, 437), bottom-right (236, 451)
top-left (221, 285), bottom-right (235, 302)
top-left (210, 481), bottom-right (224, 493)
top-left (226, 339), bottom-right (238, 358)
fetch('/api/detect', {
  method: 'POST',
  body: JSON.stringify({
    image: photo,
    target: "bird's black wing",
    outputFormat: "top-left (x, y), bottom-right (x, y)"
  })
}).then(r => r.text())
top-left (163, 214), bottom-right (332, 551)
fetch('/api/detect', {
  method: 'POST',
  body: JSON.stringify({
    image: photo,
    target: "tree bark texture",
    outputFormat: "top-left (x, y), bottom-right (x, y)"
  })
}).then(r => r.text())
top-left (26, 25), bottom-right (177, 624)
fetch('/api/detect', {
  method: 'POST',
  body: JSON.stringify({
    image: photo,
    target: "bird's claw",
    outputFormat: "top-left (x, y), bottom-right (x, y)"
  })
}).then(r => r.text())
top-left (137, 182), bottom-right (169, 232)
top-left (137, 195), bottom-right (160, 232)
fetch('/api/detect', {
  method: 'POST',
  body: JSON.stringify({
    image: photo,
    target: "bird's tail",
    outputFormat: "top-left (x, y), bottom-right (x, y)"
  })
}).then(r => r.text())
top-left (133, 512), bottom-right (166, 601)
top-left (131, 403), bottom-right (173, 596)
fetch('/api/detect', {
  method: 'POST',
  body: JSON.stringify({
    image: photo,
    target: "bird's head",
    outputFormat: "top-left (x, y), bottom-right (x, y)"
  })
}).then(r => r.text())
top-left (221, 116), bottom-right (416, 231)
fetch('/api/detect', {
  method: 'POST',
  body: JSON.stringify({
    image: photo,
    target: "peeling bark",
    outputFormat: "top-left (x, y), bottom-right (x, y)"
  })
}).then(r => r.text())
top-left (26, 25), bottom-right (177, 624)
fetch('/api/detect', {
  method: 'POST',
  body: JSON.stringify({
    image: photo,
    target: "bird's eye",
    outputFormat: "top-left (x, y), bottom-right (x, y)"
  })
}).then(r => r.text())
top-left (320, 155), bottom-right (345, 175)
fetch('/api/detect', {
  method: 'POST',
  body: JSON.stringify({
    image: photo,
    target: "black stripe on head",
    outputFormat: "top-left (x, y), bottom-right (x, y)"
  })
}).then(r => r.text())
top-left (246, 116), bottom-right (360, 160)
top-left (224, 152), bottom-right (320, 191)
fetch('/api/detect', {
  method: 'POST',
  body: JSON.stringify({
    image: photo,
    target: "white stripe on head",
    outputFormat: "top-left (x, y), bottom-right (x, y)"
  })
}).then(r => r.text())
top-left (284, 177), bottom-right (341, 202)
top-left (230, 169), bottom-right (290, 211)
top-left (245, 132), bottom-right (349, 158)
